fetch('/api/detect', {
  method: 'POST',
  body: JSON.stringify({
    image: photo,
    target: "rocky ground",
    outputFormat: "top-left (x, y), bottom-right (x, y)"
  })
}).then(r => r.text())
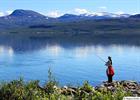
top-left (1, 79), bottom-right (139, 99)
top-left (96, 81), bottom-right (140, 96)
top-left (57, 81), bottom-right (140, 97)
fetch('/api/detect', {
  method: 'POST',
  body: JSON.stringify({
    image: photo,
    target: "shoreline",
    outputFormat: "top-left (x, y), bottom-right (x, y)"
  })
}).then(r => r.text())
top-left (0, 79), bottom-right (139, 99)
top-left (54, 80), bottom-right (140, 97)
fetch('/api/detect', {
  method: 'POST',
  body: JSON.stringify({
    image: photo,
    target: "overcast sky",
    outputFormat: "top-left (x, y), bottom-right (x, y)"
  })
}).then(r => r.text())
top-left (0, 0), bottom-right (140, 17)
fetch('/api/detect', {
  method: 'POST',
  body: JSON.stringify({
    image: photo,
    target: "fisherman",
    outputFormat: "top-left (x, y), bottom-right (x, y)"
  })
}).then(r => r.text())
top-left (105, 56), bottom-right (115, 83)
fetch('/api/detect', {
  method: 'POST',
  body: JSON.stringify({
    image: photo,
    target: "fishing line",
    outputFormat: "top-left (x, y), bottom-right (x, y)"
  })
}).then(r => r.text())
top-left (93, 53), bottom-right (106, 63)
top-left (93, 54), bottom-right (140, 68)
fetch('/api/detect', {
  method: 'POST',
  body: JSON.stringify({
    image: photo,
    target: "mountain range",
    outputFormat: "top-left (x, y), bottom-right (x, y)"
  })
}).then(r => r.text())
top-left (0, 9), bottom-right (140, 45)
top-left (2, 9), bottom-right (133, 19)
top-left (0, 9), bottom-right (139, 24)
top-left (0, 9), bottom-right (139, 29)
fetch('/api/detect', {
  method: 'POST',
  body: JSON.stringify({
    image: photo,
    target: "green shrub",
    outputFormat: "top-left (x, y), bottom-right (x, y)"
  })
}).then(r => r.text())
top-left (44, 68), bottom-right (58, 94)
top-left (0, 69), bottom-right (133, 100)
top-left (80, 81), bottom-right (94, 93)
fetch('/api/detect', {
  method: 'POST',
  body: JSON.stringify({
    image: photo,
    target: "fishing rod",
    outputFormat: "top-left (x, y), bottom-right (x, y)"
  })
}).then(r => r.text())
top-left (93, 54), bottom-right (140, 69)
top-left (94, 53), bottom-right (106, 63)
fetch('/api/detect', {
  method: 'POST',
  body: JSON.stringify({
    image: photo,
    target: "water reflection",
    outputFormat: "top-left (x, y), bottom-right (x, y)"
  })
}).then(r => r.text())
top-left (0, 46), bottom-right (4, 53)
top-left (0, 46), bottom-right (14, 57)
top-left (0, 38), bottom-right (140, 85)
top-left (0, 36), bottom-right (140, 53)
top-left (46, 45), bottom-right (63, 56)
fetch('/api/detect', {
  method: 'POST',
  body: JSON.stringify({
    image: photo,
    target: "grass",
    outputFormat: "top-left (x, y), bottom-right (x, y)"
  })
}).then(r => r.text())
top-left (0, 69), bottom-right (132, 100)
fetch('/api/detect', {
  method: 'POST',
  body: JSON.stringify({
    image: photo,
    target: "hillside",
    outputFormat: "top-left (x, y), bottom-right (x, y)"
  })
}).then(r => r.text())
top-left (0, 9), bottom-right (140, 45)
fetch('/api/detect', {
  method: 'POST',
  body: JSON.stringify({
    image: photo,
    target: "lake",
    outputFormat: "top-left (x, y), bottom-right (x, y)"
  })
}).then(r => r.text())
top-left (0, 39), bottom-right (140, 86)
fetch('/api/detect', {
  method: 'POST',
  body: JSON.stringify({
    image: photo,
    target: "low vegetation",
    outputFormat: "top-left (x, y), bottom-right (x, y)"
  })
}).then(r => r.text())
top-left (0, 69), bottom-right (135, 100)
top-left (0, 80), bottom-right (132, 100)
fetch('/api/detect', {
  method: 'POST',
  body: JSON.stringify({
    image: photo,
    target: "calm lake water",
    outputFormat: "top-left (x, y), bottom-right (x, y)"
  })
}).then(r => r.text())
top-left (0, 39), bottom-right (140, 86)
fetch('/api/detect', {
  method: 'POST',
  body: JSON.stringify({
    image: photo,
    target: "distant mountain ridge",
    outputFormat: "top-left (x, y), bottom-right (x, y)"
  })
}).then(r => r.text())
top-left (0, 9), bottom-right (139, 21)
top-left (0, 9), bottom-right (137, 19)
top-left (0, 9), bottom-right (139, 31)
top-left (0, 10), bottom-right (50, 28)
top-left (0, 9), bottom-right (138, 26)
top-left (130, 14), bottom-right (140, 18)
top-left (10, 9), bottom-right (46, 18)
top-left (0, 9), bottom-right (140, 46)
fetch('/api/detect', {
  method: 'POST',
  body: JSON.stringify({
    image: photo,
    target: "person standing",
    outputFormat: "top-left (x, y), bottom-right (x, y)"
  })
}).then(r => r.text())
top-left (105, 56), bottom-right (115, 83)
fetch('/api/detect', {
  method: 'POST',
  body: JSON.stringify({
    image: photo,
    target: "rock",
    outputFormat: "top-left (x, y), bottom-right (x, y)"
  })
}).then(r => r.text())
top-left (100, 84), bottom-right (105, 88)
top-left (61, 88), bottom-right (68, 95)
top-left (94, 80), bottom-right (140, 96)
top-left (116, 81), bottom-right (120, 86)
top-left (137, 90), bottom-right (140, 96)
top-left (52, 80), bottom-right (140, 96)
top-left (107, 86), bottom-right (113, 90)
top-left (53, 85), bottom-right (58, 89)
top-left (64, 86), bottom-right (68, 89)
top-left (68, 86), bottom-right (77, 91)
top-left (61, 86), bottom-right (77, 95)
top-left (67, 88), bottom-right (77, 95)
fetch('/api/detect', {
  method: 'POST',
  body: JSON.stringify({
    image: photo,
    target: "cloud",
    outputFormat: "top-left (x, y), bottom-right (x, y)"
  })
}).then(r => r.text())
top-left (6, 11), bottom-right (13, 15)
top-left (99, 6), bottom-right (107, 9)
top-left (0, 12), bottom-right (4, 16)
top-left (74, 8), bottom-right (89, 14)
top-left (116, 11), bottom-right (125, 15)
top-left (98, 6), bottom-right (107, 12)
top-left (0, 11), bottom-right (13, 17)
top-left (46, 11), bottom-right (62, 18)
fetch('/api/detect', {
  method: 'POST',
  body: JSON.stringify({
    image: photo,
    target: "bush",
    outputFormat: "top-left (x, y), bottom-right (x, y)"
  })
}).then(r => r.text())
top-left (44, 68), bottom-right (58, 94)
top-left (0, 69), bottom-right (133, 100)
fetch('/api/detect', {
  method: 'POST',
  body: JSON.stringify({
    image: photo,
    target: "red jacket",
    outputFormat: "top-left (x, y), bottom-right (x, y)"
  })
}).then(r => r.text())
top-left (106, 65), bottom-right (115, 76)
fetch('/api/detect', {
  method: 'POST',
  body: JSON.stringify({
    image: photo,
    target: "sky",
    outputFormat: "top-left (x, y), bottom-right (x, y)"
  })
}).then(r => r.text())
top-left (0, 0), bottom-right (140, 17)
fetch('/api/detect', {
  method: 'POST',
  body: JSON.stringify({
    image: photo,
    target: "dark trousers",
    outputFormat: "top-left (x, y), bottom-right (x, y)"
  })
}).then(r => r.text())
top-left (108, 75), bottom-right (113, 83)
